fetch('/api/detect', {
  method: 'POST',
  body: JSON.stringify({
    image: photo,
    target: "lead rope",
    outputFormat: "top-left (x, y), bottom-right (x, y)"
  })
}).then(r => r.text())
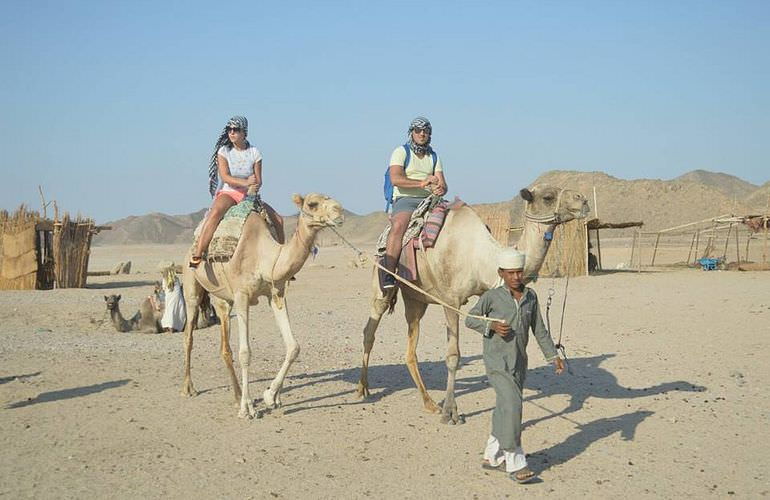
top-left (544, 224), bottom-right (573, 374)
top-left (328, 226), bottom-right (504, 324)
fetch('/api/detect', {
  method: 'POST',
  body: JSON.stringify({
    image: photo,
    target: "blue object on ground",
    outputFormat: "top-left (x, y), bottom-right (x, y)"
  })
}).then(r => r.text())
top-left (697, 258), bottom-right (720, 271)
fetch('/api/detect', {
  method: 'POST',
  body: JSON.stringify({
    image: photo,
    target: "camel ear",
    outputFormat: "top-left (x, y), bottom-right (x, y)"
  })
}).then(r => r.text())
top-left (116, 294), bottom-right (121, 301)
top-left (292, 193), bottom-right (304, 208)
top-left (520, 189), bottom-right (533, 202)
top-left (104, 295), bottom-right (108, 301)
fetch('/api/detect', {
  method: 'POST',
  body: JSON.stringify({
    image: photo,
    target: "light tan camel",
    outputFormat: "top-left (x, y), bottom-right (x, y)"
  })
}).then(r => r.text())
top-left (181, 193), bottom-right (344, 418)
top-left (104, 293), bottom-right (162, 334)
top-left (357, 184), bottom-right (589, 424)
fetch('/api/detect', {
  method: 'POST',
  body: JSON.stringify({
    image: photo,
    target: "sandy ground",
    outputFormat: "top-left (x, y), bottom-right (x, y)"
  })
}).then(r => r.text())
top-left (1, 242), bottom-right (769, 499)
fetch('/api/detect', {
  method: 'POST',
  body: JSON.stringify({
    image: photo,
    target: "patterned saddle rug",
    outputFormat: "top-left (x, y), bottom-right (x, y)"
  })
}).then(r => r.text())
top-left (375, 196), bottom-right (465, 281)
top-left (192, 195), bottom-right (277, 263)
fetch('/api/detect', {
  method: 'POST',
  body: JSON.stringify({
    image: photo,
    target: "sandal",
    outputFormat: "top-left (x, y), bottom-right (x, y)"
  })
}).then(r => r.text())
top-left (510, 466), bottom-right (537, 484)
top-left (188, 255), bottom-right (202, 268)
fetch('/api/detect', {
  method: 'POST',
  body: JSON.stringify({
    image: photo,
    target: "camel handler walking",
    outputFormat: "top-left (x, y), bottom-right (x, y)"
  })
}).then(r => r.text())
top-left (465, 248), bottom-right (565, 484)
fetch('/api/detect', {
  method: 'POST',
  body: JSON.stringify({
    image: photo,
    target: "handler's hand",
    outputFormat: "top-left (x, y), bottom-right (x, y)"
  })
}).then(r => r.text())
top-left (491, 321), bottom-right (511, 337)
top-left (432, 184), bottom-right (446, 196)
top-left (554, 357), bottom-right (565, 375)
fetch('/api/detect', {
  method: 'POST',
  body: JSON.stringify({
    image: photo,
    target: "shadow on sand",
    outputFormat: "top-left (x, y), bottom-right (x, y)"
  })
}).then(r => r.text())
top-left (0, 372), bottom-right (41, 385)
top-left (87, 280), bottom-right (157, 290)
top-left (6, 379), bottom-right (131, 409)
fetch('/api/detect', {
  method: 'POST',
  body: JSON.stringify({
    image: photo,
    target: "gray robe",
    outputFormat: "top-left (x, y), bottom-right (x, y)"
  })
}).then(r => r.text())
top-left (465, 286), bottom-right (558, 450)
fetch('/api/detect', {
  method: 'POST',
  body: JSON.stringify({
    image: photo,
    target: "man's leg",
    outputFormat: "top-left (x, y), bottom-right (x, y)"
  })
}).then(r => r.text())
top-left (487, 368), bottom-right (525, 471)
top-left (381, 211), bottom-right (411, 288)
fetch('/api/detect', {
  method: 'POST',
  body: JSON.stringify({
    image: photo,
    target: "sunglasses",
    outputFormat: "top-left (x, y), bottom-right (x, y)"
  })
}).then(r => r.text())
top-left (412, 128), bottom-right (431, 135)
top-left (226, 127), bottom-right (243, 133)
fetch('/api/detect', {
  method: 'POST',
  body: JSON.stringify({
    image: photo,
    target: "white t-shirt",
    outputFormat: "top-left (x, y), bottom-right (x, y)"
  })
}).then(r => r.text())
top-left (389, 146), bottom-right (443, 199)
top-left (217, 145), bottom-right (262, 193)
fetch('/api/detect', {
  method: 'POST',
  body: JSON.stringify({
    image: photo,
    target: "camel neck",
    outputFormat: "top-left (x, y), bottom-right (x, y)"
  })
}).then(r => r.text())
top-left (516, 219), bottom-right (556, 282)
top-left (274, 217), bottom-right (317, 279)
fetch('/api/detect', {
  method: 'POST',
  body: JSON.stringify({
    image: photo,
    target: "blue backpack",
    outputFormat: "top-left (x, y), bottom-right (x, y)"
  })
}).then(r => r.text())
top-left (383, 144), bottom-right (438, 212)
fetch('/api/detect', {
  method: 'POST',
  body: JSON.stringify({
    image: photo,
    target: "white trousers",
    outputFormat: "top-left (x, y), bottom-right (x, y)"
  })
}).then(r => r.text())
top-left (484, 434), bottom-right (527, 473)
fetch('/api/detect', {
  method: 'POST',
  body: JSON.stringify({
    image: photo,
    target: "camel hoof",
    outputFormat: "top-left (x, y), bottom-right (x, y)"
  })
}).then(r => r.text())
top-left (356, 384), bottom-right (370, 399)
top-left (181, 385), bottom-right (197, 397)
top-left (239, 403), bottom-right (256, 419)
top-left (263, 389), bottom-right (280, 409)
top-left (441, 409), bottom-right (464, 425)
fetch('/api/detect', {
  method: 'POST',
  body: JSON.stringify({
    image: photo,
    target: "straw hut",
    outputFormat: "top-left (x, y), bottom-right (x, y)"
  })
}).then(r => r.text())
top-left (538, 218), bottom-right (643, 277)
top-left (0, 206), bottom-right (107, 290)
top-left (471, 202), bottom-right (514, 245)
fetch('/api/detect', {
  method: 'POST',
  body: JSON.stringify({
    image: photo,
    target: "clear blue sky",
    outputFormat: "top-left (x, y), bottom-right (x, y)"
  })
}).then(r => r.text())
top-left (2, 0), bottom-right (768, 222)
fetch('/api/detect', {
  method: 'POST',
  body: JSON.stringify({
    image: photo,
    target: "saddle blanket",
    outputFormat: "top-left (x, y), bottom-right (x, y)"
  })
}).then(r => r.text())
top-left (376, 196), bottom-right (466, 282)
top-left (192, 195), bottom-right (276, 262)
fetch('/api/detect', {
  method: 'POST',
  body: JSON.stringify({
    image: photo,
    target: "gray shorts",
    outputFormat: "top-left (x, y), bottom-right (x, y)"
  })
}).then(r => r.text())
top-left (392, 196), bottom-right (426, 215)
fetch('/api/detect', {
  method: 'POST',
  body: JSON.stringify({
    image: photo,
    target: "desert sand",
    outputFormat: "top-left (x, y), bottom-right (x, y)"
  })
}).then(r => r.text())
top-left (1, 242), bottom-right (768, 498)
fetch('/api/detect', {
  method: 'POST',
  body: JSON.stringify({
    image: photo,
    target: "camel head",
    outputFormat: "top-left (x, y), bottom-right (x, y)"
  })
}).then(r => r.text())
top-left (520, 184), bottom-right (590, 224)
top-left (104, 294), bottom-right (122, 311)
top-left (292, 193), bottom-right (345, 228)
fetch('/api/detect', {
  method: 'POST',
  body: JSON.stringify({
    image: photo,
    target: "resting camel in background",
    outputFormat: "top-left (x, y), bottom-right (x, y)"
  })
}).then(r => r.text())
top-left (181, 193), bottom-right (344, 419)
top-left (357, 184), bottom-right (590, 424)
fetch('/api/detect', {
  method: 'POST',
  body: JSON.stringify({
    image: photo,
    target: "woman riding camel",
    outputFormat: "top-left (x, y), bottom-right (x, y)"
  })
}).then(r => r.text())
top-left (190, 115), bottom-right (284, 268)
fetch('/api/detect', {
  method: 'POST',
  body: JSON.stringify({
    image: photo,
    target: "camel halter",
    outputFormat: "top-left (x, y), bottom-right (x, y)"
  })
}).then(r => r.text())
top-left (523, 188), bottom-right (566, 225)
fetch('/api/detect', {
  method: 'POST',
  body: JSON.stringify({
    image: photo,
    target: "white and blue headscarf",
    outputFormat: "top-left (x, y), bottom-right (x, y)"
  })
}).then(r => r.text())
top-left (208, 116), bottom-right (249, 197)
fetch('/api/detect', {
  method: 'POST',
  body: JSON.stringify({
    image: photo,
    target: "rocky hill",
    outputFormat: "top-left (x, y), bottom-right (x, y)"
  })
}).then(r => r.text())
top-left (93, 170), bottom-right (768, 246)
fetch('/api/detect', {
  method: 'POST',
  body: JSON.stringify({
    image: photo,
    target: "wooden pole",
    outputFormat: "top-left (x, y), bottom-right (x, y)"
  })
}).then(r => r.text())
top-left (745, 233), bottom-right (752, 263)
top-left (629, 230), bottom-right (637, 268)
top-left (693, 230), bottom-right (700, 264)
top-left (637, 229), bottom-right (643, 273)
top-left (763, 217), bottom-right (768, 264)
top-left (651, 233), bottom-right (661, 266)
top-left (722, 224), bottom-right (732, 260)
top-left (595, 228), bottom-right (603, 271)
top-left (686, 231), bottom-right (696, 264)
top-left (735, 223), bottom-right (741, 265)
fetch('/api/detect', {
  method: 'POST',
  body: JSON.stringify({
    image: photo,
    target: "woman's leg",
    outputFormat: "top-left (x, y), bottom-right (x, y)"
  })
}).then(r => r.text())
top-left (192, 195), bottom-right (237, 261)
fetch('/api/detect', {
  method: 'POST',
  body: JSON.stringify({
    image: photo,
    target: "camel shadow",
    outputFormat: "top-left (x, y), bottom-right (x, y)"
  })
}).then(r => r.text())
top-left (528, 410), bottom-right (655, 473)
top-left (87, 280), bottom-right (157, 289)
top-left (224, 355), bottom-right (485, 415)
top-left (6, 379), bottom-right (131, 409)
top-left (0, 372), bottom-right (41, 385)
top-left (521, 353), bottom-right (705, 430)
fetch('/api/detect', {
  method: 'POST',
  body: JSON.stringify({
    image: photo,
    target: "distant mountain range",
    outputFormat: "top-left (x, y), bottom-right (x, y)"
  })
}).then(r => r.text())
top-left (93, 170), bottom-right (770, 246)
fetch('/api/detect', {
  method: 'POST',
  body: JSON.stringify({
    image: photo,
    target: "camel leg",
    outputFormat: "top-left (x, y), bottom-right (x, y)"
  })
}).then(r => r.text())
top-left (403, 297), bottom-right (441, 414)
top-left (263, 291), bottom-right (298, 409)
top-left (211, 297), bottom-right (240, 406)
top-left (180, 271), bottom-right (203, 397)
top-left (441, 307), bottom-right (464, 425)
top-left (356, 274), bottom-right (393, 399)
top-left (233, 292), bottom-right (255, 419)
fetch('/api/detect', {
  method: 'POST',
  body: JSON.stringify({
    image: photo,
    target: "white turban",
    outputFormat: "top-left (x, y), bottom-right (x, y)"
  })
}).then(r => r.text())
top-left (498, 249), bottom-right (525, 269)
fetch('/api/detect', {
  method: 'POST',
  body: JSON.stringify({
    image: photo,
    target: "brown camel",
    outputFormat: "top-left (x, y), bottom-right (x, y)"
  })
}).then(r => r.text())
top-left (356, 184), bottom-right (589, 424)
top-left (104, 293), bottom-right (162, 334)
top-left (181, 193), bottom-right (344, 418)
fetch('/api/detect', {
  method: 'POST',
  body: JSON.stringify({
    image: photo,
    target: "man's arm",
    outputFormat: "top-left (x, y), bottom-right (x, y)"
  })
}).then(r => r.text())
top-left (464, 294), bottom-right (493, 335)
top-left (530, 294), bottom-right (559, 362)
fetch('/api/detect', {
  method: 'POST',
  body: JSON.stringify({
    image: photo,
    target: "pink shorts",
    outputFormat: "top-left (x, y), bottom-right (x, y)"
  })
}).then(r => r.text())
top-left (215, 190), bottom-right (246, 204)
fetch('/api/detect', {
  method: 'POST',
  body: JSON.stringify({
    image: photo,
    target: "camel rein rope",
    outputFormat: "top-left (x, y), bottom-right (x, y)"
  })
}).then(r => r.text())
top-left (327, 225), bottom-right (504, 324)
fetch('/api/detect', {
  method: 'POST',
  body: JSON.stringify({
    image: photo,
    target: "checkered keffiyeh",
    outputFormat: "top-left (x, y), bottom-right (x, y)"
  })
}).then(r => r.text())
top-left (208, 116), bottom-right (249, 197)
